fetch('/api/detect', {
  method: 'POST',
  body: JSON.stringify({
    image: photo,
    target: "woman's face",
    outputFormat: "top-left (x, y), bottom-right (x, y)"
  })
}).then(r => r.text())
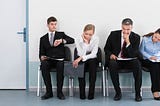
top-left (83, 30), bottom-right (94, 41)
top-left (152, 33), bottom-right (160, 43)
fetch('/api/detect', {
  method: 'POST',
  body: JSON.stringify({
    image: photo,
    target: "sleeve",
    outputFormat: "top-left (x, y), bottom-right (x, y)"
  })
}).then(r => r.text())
top-left (82, 37), bottom-right (99, 61)
top-left (104, 32), bottom-right (113, 60)
top-left (62, 32), bottom-right (75, 44)
top-left (39, 38), bottom-right (46, 59)
top-left (139, 37), bottom-right (152, 59)
top-left (125, 34), bottom-right (140, 58)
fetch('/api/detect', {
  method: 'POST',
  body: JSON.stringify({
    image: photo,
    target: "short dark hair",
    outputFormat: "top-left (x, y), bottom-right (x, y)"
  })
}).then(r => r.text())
top-left (47, 16), bottom-right (57, 24)
top-left (122, 18), bottom-right (133, 25)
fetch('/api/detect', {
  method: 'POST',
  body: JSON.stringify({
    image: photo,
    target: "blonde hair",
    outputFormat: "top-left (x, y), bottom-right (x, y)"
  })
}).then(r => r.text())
top-left (83, 24), bottom-right (95, 33)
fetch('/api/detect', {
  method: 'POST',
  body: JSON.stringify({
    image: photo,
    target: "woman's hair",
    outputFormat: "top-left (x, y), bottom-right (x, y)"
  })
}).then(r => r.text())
top-left (83, 24), bottom-right (95, 33)
top-left (144, 28), bottom-right (160, 37)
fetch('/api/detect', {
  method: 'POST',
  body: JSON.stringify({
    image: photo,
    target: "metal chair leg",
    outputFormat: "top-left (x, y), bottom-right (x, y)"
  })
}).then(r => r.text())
top-left (102, 66), bottom-right (106, 97)
top-left (37, 67), bottom-right (40, 96)
top-left (69, 77), bottom-right (74, 96)
top-left (106, 68), bottom-right (109, 97)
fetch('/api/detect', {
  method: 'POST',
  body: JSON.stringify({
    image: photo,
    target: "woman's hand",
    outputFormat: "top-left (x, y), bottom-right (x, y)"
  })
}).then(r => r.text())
top-left (150, 56), bottom-right (157, 60)
top-left (82, 35), bottom-right (89, 44)
top-left (73, 57), bottom-right (82, 68)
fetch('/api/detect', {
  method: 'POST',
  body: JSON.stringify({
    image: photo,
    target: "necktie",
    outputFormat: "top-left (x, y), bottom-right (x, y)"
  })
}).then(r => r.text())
top-left (50, 32), bottom-right (54, 46)
top-left (121, 41), bottom-right (127, 58)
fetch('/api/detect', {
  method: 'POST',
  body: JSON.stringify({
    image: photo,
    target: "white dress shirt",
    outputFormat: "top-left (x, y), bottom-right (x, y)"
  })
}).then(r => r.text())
top-left (75, 35), bottom-right (99, 61)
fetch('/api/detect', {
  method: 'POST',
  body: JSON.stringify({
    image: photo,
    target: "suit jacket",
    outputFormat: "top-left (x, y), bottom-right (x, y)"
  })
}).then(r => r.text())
top-left (39, 31), bottom-right (74, 59)
top-left (104, 30), bottom-right (141, 66)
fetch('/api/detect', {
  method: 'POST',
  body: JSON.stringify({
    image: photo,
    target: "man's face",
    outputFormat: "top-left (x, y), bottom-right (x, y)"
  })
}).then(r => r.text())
top-left (47, 21), bottom-right (57, 32)
top-left (121, 24), bottom-right (132, 36)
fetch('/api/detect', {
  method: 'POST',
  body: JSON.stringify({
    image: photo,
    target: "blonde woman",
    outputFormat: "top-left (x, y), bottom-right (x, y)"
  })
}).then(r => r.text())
top-left (73, 24), bottom-right (99, 100)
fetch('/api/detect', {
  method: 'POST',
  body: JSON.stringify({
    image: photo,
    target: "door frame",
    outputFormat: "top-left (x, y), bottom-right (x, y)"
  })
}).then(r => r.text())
top-left (26, 0), bottom-right (29, 91)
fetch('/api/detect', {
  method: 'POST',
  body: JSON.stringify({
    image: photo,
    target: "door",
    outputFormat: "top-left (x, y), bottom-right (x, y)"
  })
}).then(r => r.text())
top-left (0, 0), bottom-right (26, 89)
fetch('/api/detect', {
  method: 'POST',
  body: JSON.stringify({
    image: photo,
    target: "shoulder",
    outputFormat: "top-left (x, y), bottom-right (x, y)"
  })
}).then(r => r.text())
top-left (55, 31), bottom-right (65, 35)
top-left (131, 32), bottom-right (140, 39)
top-left (40, 33), bottom-right (48, 40)
top-left (110, 30), bottom-right (121, 35)
top-left (108, 30), bottom-right (121, 40)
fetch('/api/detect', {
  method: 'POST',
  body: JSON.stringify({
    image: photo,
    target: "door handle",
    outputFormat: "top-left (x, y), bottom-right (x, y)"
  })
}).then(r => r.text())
top-left (17, 27), bottom-right (26, 42)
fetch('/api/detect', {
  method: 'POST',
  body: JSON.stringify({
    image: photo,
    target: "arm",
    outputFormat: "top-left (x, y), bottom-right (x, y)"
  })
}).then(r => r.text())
top-left (104, 32), bottom-right (116, 60)
top-left (82, 37), bottom-right (99, 61)
top-left (140, 38), bottom-right (152, 59)
top-left (39, 38), bottom-right (47, 61)
top-left (124, 34), bottom-right (140, 58)
top-left (62, 32), bottom-right (75, 44)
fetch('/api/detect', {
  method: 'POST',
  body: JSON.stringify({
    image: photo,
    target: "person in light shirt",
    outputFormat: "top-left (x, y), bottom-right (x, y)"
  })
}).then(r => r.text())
top-left (140, 28), bottom-right (160, 100)
top-left (73, 24), bottom-right (99, 100)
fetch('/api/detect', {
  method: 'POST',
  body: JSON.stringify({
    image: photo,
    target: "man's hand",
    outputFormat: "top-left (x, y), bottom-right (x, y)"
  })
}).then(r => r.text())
top-left (41, 56), bottom-right (48, 61)
top-left (72, 57), bottom-right (82, 68)
top-left (110, 54), bottom-right (117, 60)
top-left (123, 34), bottom-right (130, 45)
top-left (53, 39), bottom-right (63, 47)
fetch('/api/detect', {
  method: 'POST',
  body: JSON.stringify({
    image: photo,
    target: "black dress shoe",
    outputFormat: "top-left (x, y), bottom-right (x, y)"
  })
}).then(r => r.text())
top-left (80, 95), bottom-right (86, 100)
top-left (57, 93), bottom-right (65, 100)
top-left (135, 95), bottom-right (142, 102)
top-left (41, 93), bottom-right (53, 100)
top-left (88, 95), bottom-right (94, 100)
top-left (114, 93), bottom-right (122, 101)
top-left (154, 97), bottom-right (160, 100)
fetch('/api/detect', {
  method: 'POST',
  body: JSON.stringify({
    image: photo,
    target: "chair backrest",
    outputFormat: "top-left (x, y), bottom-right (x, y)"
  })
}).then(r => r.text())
top-left (64, 46), bottom-right (72, 61)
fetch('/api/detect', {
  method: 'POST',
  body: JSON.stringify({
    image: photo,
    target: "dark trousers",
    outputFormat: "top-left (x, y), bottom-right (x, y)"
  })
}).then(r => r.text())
top-left (108, 59), bottom-right (142, 94)
top-left (78, 58), bottom-right (97, 97)
top-left (141, 59), bottom-right (160, 93)
top-left (41, 60), bottom-right (64, 95)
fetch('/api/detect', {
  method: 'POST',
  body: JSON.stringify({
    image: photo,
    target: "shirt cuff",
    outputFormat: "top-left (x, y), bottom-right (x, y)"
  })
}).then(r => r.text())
top-left (63, 39), bottom-right (67, 44)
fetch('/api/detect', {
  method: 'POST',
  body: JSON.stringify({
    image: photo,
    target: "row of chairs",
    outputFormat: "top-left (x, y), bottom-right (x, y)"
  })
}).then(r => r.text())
top-left (37, 46), bottom-right (150, 97)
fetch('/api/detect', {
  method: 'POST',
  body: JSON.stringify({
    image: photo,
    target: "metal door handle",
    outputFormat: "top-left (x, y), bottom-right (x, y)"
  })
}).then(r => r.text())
top-left (17, 27), bottom-right (26, 42)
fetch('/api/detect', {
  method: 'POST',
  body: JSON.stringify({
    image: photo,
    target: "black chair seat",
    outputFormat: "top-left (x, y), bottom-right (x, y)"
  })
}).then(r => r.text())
top-left (118, 69), bottom-right (133, 73)
top-left (142, 67), bottom-right (150, 72)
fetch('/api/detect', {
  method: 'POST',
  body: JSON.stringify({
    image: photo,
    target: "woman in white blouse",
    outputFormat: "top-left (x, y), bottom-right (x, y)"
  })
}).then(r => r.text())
top-left (73, 24), bottom-right (99, 100)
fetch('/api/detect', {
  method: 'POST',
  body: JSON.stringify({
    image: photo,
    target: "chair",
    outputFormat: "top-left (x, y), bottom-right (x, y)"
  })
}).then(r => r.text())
top-left (37, 46), bottom-right (72, 96)
top-left (69, 47), bottom-right (106, 97)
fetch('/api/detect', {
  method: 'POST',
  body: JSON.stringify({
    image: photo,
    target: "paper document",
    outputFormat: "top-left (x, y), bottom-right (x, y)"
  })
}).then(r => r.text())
top-left (117, 57), bottom-right (137, 61)
top-left (46, 56), bottom-right (64, 61)
top-left (150, 59), bottom-right (160, 62)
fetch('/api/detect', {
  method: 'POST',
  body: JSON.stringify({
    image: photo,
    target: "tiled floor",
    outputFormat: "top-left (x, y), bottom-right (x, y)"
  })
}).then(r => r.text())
top-left (0, 90), bottom-right (159, 106)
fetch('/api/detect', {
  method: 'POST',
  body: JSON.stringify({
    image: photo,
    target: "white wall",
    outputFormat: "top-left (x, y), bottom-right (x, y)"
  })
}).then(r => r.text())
top-left (29, 0), bottom-right (160, 62)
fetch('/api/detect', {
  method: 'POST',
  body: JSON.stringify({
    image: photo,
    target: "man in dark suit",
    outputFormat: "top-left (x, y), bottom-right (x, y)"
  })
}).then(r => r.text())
top-left (104, 18), bottom-right (142, 102)
top-left (39, 16), bottom-right (74, 100)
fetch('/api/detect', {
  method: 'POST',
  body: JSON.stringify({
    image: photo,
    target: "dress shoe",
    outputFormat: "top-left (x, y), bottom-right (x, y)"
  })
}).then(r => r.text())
top-left (57, 93), bottom-right (65, 100)
top-left (41, 93), bottom-right (53, 100)
top-left (114, 93), bottom-right (122, 101)
top-left (80, 95), bottom-right (86, 100)
top-left (88, 95), bottom-right (94, 100)
top-left (154, 97), bottom-right (160, 100)
top-left (135, 94), bottom-right (142, 102)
